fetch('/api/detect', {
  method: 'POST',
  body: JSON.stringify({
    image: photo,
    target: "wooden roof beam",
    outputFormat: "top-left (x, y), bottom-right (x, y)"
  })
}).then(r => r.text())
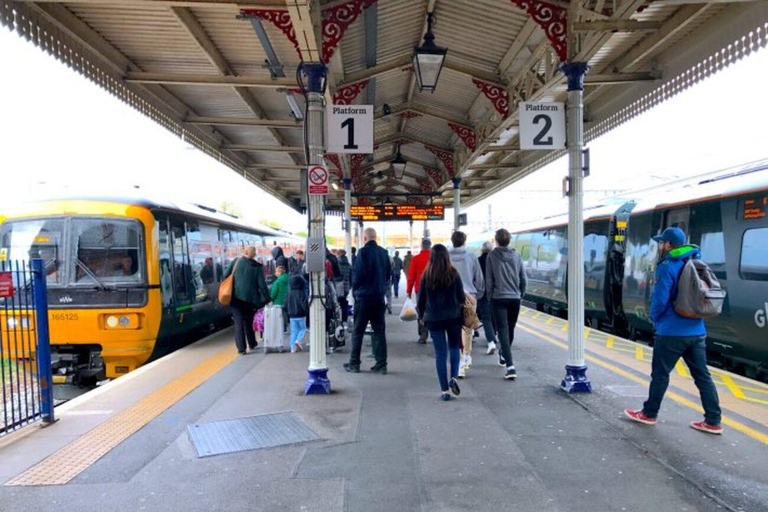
top-left (186, 116), bottom-right (302, 128)
top-left (124, 72), bottom-right (296, 88)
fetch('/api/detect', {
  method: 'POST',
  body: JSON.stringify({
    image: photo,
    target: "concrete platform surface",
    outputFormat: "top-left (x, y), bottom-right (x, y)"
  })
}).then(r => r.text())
top-left (0, 294), bottom-right (766, 512)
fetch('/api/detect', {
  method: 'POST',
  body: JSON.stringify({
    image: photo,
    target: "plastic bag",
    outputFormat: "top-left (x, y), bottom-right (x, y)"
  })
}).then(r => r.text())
top-left (399, 298), bottom-right (418, 322)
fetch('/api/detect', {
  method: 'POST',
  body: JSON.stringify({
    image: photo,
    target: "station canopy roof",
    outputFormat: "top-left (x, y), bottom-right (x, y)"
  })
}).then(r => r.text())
top-left (3, 0), bottom-right (766, 211)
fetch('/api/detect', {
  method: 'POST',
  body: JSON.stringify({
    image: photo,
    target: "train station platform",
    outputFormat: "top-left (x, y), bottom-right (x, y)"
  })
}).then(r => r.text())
top-left (0, 295), bottom-right (767, 512)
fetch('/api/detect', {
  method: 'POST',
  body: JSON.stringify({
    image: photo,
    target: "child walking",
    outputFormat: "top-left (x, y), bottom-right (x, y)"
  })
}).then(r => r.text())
top-left (283, 275), bottom-right (309, 353)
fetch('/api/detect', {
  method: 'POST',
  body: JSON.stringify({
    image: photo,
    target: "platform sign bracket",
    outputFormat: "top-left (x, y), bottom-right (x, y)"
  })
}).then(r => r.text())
top-left (519, 102), bottom-right (566, 151)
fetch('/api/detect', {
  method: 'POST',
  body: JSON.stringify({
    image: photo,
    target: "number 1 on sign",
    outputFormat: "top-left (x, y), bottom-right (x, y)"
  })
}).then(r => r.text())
top-left (341, 118), bottom-right (358, 150)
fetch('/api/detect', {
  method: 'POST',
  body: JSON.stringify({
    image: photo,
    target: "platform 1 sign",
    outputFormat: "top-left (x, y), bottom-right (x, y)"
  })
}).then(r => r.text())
top-left (327, 105), bottom-right (373, 154)
top-left (307, 165), bottom-right (329, 196)
top-left (519, 102), bottom-right (565, 150)
top-left (0, 272), bottom-right (14, 298)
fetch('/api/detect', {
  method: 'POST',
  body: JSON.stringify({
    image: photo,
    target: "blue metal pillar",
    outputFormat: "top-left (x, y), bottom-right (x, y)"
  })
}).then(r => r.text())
top-left (300, 62), bottom-right (331, 395)
top-left (31, 259), bottom-right (55, 422)
top-left (452, 177), bottom-right (462, 232)
top-left (561, 62), bottom-right (592, 393)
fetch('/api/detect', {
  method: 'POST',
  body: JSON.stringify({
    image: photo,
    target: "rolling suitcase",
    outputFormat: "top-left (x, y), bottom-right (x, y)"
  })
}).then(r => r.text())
top-left (263, 305), bottom-right (286, 353)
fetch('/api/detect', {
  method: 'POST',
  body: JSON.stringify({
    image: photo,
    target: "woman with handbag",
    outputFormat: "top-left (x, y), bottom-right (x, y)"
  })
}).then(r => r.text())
top-left (417, 244), bottom-right (466, 401)
top-left (222, 247), bottom-right (270, 354)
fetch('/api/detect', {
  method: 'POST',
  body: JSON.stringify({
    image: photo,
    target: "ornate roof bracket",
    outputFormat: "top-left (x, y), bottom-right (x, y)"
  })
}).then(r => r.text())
top-left (239, 9), bottom-right (302, 60)
top-left (423, 166), bottom-right (445, 188)
top-left (426, 146), bottom-right (455, 178)
top-left (472, 79), bottom-right (511, 119)
top-left (508, 0), bottom-right (568, 62)
top-left (333, 79), bottom-right (369, 104)
top-left (448, 122), bottom-right (477, 152)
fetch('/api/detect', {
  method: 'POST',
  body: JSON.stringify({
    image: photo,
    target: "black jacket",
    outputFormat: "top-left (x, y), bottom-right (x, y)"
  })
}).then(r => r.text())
top-left (417, 272), bottom-right (465, 326)
top-left (283, 275), bottom-right (309, 318)
top-left (478, 253), bottom-right (489, 277)
top-left (224, 257), bottom-right (270, 308)
top-left (271, 246), bottom-right (288, 271)
top-left (352, 240), bottom-right (391, 301)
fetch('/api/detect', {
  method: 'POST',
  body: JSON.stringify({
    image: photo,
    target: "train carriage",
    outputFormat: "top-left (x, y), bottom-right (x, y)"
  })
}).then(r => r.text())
top-left (0, 194), bottom-right (300, 384)
top-left (509, 159), bottom-right (768, 379)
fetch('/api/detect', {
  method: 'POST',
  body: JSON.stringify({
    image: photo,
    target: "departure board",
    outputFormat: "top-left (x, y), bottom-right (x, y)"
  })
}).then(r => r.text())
top-left (743, 196), bottom-right (768, 220)
top-left (350, 204), bottom-right (445, 221)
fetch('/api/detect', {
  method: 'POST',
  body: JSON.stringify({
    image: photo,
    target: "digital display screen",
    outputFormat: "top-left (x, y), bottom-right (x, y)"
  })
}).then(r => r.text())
top-left (350, 204), bottom-right (445, 222)
top-left (742, 196), bottom-right (768, 220)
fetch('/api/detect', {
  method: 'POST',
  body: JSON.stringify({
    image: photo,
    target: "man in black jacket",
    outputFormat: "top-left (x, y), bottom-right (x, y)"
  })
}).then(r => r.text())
top-left (344, 228), bottom-right (391, 374)
top-left (225, 247), bottom-right (270, 354)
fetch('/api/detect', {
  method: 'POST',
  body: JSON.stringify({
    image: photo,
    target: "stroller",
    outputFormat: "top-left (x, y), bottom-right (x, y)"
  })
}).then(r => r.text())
top-left (324, 277), bottom-right (346, 353)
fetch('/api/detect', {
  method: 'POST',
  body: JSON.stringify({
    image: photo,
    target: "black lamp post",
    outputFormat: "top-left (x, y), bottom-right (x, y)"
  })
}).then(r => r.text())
top-left (412, 12), bottom-right (447, 93)
top-left (392, 146), bottom-right (407, 179)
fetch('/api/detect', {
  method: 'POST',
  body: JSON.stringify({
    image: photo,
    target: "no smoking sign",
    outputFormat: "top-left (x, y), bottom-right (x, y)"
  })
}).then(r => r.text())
top-left (307, 165), bottom-right (329, 196)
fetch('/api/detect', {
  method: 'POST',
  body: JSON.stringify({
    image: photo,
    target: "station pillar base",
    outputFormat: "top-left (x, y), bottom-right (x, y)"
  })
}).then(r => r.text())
top-left (561, 365), bottom-right (592, 393)
top-left (305, 368), bottom-right (331, 395)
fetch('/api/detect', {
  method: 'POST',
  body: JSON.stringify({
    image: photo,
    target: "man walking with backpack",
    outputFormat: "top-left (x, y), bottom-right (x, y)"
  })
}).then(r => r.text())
top-left (625, 227), bottom-right (723, 434)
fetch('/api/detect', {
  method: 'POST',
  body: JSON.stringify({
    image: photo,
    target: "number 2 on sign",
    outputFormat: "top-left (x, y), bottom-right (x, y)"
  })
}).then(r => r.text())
top-left (533, 114), bottom-right (553, 146)
top-left (341, 118), bottom-right (358, 150)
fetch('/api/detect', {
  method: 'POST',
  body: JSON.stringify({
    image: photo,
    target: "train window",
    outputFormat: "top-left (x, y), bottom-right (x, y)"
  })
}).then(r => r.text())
top-left (740, 228), bottom-right (768, 281)
top-left (189, 242), bottom-right (212, 302)
top-left (71, 218), bottom-right (143, 285)
top-left (699, 232), bottom-right (726, 265)
top-left (583, 233), bottom-right (608, 273)
top-left (664, 207), bottom-right (690, 235)
top-left (0, 219), bottom-right (64, 284)
top-left (158, 220), bottom-right (173, 308)
top-left (171, 222), bottom-right (193, 304)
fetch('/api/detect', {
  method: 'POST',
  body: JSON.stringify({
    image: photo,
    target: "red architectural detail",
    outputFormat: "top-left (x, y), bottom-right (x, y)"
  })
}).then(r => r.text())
top-left (322, 0), bottom-right (378, 63)
top-left (472, 79), bottom-right (510, 119)
top-left (417, 177), bottom-right (434, 193)
top-left (325, 153), bottom-right (342, 170)
top-left (397, 110), bottom-right (422, 120)
top-left (288, 88), bottom-right (303, 95)
top-left (508, 0), bottom-right (568, 62)
top-left (423, 167), bottom-right (445, 188)
top-left (350, 154), bottom-right (368, 171)
top-left (426, 146), bottom-right (455, 178)
top-left (240, 9), bottom-right (302, 59)
top-left (448, 122), bottom-right (477, 152)
top-left (333, 80), bottom-right (369, 105)
top-left (389, 138), bottom-right (413, 147)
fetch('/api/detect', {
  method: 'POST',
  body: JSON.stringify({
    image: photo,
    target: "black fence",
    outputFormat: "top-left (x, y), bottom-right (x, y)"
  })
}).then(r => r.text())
top-left (0, 259), bottom-right (54, 436)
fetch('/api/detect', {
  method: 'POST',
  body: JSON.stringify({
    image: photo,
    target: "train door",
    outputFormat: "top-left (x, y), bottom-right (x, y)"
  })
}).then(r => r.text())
top-left (665, 207), bottom-right (691, 235)
top-left (170, 219), bottom-right (194, 328)
top-left (583, 222), bottom-right (609, 322)
top-left (604, 206), bottom-right (633, 335)
top-left (721, 194), bottom-right (768, 372)
top-left (688, 200), bottom-right (735, 350)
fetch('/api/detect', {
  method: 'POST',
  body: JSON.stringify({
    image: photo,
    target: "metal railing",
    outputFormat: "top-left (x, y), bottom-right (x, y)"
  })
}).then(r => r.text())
top-left (1, 259), bottom-right (54, 436)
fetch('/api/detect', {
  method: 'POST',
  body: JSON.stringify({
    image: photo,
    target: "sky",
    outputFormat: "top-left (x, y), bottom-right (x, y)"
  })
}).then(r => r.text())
top-left (1, 27), bottom-right (767, 239)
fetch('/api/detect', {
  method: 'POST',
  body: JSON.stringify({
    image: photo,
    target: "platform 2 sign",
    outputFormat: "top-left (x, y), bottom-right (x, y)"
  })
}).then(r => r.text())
top-left (350, 204), bottom-right (445, 222)
top-left (327, 105), bottom-right (373, 154)
top-left (0, 272), bottom-right (14, 298)
top-left (519, 102), bottom-right (565, 150)
top-left (307, 165), bottom-right (329, 196)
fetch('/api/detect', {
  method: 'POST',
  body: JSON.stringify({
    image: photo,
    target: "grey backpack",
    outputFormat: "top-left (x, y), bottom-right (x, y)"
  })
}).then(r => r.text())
top-left (674, 259), bottom-right (726, 319)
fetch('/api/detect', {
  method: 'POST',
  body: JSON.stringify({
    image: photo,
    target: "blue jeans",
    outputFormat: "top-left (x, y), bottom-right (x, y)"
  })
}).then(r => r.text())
top-left (429, 321), bottom-right (462, 392)
top-left (643, 335), bottom-right (721, 426)
top-left (289, 317), bottom-right (306, 351)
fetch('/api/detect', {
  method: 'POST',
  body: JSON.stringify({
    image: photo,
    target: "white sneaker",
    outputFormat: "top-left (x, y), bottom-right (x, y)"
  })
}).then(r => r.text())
top-left (486, 342), bottom-right (497, 355)
top-left (457, 362), bottom-right (467, 379)
top-left (465, 354), bottom-right (472, 368)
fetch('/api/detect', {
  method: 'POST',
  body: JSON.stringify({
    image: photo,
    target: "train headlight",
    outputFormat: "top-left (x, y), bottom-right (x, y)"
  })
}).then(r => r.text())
top-left (102, 313), bottom-right (141, 330)
top-left (7, 317), bottom-right (17, 328)
top-left (6, 317), bottom-right (29, 329)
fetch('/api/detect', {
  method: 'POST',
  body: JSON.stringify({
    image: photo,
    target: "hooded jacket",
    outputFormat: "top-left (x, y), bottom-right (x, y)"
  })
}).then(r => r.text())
top-left (650, 245), bottom-right (706, 337)
top-left (338, 255), bottom-right (352, 296)
top-left (448, 246), bottom-right (485, 298)
top-left (406, 249), bottom-right (431, 295)
top-left (269, 272), bottom-right (290, 306)
top-left (485, 247), bottom-right (527, 300)
top-left (271, 246), bottom-right (288, 271)
top-left (283, 275), bottom-right (309, 319)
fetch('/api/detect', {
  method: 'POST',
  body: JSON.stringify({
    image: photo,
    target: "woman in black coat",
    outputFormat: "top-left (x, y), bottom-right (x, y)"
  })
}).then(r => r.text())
top-left (417, 244), bottom-right (465, 401)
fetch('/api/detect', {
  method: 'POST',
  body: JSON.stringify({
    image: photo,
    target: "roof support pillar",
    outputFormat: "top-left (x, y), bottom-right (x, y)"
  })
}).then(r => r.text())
top-left (344, 178), bottom-right (353, 263)
top-left (561, 61), bottom-right (592, 394)
top-left (301, 62), bottom-right (331, 396)
top-left (452, 178), bottom-right (462, 232)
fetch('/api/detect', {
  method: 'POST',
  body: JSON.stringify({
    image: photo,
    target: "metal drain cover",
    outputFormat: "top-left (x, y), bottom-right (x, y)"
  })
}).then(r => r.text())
top-left (187, 412), bottom-right (320, 457)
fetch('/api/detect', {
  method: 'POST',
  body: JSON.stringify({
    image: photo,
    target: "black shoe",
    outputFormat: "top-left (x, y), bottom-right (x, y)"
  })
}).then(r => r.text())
top-left (449, 377), bottom-right (461, 396)
top-left (370, 364), bottom-right (388, 375)
top-left (504, 367), bottom-right (517, 380)
top-left (343, 363), bottom-right (360, 373)
top-left (473, 330), bottom-right (479, 338)
top-left (498, 353), bottom-right (506, 367)
top-left (238, 351), bottom-right (247, 355)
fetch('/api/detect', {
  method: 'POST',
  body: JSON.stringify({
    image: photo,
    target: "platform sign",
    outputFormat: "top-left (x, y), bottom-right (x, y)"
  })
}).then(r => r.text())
top-left (0, 272), bottom-right (14, 298)
top-left (519, 102), bottom-right (565, 150)
top-left (350, 204), bottom-right (444, 222)
top-left (327, 105), bottom-right (373, 154)
top-left (307, 165), bottom-right (329, 196)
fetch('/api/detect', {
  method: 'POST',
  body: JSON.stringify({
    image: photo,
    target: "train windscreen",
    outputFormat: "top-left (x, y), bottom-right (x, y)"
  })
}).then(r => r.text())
top-left (0, 218), bottom-right (64, 284)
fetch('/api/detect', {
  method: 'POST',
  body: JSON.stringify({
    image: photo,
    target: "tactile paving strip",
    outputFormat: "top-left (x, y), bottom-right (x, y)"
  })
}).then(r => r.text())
top-left (187, 412), bottom-right (320, 457)
top-left (6, 347), bottom-right (240, 486)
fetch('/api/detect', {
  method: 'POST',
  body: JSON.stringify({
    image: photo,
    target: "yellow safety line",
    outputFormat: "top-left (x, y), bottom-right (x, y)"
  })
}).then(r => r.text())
top-left (6, 347), bottom-right (240, 486)
top-left (545, 317), bottom-right (555, 325)
top-left (517, 323), bottom-right (768, 446)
